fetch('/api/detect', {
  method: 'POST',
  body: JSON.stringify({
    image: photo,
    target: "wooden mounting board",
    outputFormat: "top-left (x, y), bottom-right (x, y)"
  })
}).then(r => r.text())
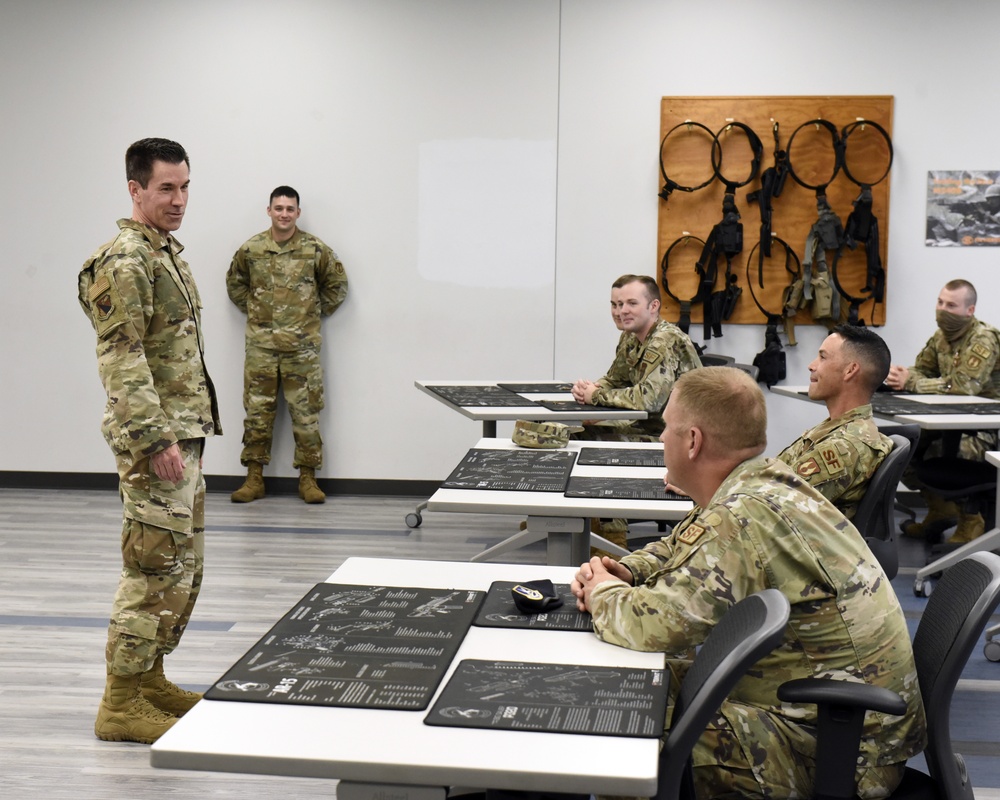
top-left (656, 96), bottom-right (893, 331)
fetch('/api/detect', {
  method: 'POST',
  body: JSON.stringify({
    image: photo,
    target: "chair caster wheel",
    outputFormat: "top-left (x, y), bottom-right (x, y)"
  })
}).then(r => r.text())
top-left (913, 577), bottom-right (933, 598)
top-left (405, 512), bottom-right (423, 528)
top-left (985, 640), bottom-right (1000, 662)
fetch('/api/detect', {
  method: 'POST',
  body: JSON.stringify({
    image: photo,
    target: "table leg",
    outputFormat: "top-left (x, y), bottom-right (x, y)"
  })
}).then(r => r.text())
top-left (336, 780), bottom-right (446, 800)
top-left (482, 420), bottom-right (497, 437)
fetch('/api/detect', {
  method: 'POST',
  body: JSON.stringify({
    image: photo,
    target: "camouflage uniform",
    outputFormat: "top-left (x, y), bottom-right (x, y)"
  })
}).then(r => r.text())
top-left (226, 228), bottom-right (348, 468)
top-left (903, 316), bottom-right (1000, 462)
top-left (78, 219), bottom-right (221, 677)
top-left (584, 320), bottom-right (702, 441)
top-left (776, 404), bottom-right (892, 520)
top-left (589, 458), bottom-right (926, 799)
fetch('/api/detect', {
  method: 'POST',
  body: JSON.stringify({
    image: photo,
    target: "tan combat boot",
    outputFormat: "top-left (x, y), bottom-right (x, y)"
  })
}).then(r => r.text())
top-left (95, 673), bottom-right (177, 743)
top-left (299, 466), bottom-right (326, 504)
top-left (140, 655), bottom-right (202, 717)
top-left (948, 512), bottom-right (985, 544)
top-left (231, 461), bottom-right (265, 503)
top-left (901, 490), bottom-right (959, 539)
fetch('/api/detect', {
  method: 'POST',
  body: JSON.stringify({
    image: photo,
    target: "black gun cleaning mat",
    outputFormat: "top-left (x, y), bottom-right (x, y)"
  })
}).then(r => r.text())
top-left (565, 476), bottom-right (686, 501)
top-left (473, 581), bottom-right (593, 631)
top-left (424, 385), bottom-right (540, 407)
top-left (425, 659), bottom-right (668, 738)
top-left (497, 382), bottom-right (575, 393)
top-left (811, 391), bottom-right (1000, 417)
top-left (442, 448), bottom-right (577, 492)
top-left (204, 583), bottom-right (484, 710)
top-left (575, 447), bottom-right (665, 468)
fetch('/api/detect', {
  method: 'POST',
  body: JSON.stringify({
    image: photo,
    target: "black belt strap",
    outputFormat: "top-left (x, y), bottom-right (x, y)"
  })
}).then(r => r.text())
top-left (658, 121), bottom-right (717, 204)
top-left (660, 234), bottom-right (708, 335)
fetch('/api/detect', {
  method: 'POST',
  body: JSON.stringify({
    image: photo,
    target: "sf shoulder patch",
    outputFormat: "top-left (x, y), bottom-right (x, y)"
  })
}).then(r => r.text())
top-left (819, 446), bottom-right (845, 474)
top-left (971, 342), bottom-right (992, 360)
top-left (677, 523), bottom-right (706, 545)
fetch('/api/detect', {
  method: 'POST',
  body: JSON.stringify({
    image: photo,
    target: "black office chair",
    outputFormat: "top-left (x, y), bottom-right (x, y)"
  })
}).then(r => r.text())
top-left (699, 353), bottom-right (735, 367)
top-left (915, 456), bottom-right (997, 534)
top-left (778, 551), bottom-right (1000, 800)
top-left (851, 433), bottom-right (914, 580)
top-left (653, 589), bottom-right (790, 800)
top-left (873, 423), bottom-right (921, 530)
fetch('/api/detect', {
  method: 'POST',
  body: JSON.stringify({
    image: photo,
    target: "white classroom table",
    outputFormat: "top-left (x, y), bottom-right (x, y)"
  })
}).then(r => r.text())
top-left (151, 557), bottom-right (665, 799)
top-left (415, 379), bottom-right (647, 437)
top-left (426, 438), bottom-right (693, 565)
top-left (770, 385), bottom-right (1000, 430)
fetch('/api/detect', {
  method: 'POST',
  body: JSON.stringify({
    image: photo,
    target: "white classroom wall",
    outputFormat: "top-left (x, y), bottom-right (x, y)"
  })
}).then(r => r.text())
top-left (2, 0), bottom-right (998, 484)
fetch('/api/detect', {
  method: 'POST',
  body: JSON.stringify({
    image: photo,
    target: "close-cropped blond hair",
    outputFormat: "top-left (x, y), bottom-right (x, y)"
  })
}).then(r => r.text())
top-left (671, 367), bottom-right (767, 452)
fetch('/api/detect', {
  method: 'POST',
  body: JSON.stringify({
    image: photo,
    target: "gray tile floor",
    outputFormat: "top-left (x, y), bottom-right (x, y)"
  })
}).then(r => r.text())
top-left (1, 487), bottom-right (998, 798)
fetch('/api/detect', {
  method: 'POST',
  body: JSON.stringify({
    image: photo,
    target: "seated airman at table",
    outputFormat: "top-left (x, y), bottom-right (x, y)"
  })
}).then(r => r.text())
top-left (573, 367), bottom-right (926, 799)
top-left (776, 324), bottom-right (893, 520)
top-left (885, 279), bottom-right (1000, 542)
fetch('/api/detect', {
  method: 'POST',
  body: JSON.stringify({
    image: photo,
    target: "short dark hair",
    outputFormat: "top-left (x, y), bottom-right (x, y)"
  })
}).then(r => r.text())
top-left (627, 275), bottom-right (661, 305)
top-left (612, 273), bottom-right (638, 289)
top-left (944, 279), bottom-right (977, 307)
top-left (270, 185), bottom-right (300, 206)
top-left (832, 323), bottom-right (891, 394)
top-left (125, 138), bottom-right (189, 188)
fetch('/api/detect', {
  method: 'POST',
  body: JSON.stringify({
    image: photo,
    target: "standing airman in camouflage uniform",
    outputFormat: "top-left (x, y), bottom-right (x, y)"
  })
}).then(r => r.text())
top-left (777, 324), bottom-right (893, 520)
top-left (226, 186), bottom-right (348, 504)
top-left (886, 279), bottom-right (1000, 542)
top-left (78, 138), bottom-right (221, 744)
top-left (573, 368), bottom-right (926, 799)
top-left (572, 275), bottom-right (701, 548)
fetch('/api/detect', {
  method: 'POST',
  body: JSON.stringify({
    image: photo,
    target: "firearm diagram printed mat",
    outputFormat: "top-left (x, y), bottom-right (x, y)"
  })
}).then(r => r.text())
top-left (473, 581), bottom-right (593, 631)
top-left (826, 392), bottom-right (1000, 417)
top-left (424, 385), bottom-right (540, 407)
top-left (496, 382), bottom-right (574, 393)
top-left (576, 447), bottom-right (666, 468)
top-left (442, 448), bottom-right (578, 492)
top-left (424, 659), bottom-right (668, 738)
top-left (565, 476), bottom-right (685, 501)
top-left (204, 583), bottom-right (484, 710)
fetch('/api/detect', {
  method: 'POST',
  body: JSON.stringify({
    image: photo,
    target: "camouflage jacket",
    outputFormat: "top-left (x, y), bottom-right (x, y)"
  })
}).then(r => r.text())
top-left (590, 457), bottom-right (926, 771)
top-left (776, 404), bottom-right (892, 519)
top-left (78, 219), bottom-right (221, 458)
top-left (905, 316), bottom-right (1000, 397)
top-left (591, 320), bottom-right (702, 435)
top-left (226, 228), bottom-right (348, 351)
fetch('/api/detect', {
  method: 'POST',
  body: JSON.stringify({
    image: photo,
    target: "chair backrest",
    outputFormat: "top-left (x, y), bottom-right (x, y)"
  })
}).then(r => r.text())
top-left (912, 551), bottom-right (1000, 799)
top-left (852, 433), bottom-right (913, 580)
top-left (699, 353), bottom-right (736, 367)
top-left (654, 589), bottom-right (790, 800)
top-left (730, 363), bottom-right (760, 381)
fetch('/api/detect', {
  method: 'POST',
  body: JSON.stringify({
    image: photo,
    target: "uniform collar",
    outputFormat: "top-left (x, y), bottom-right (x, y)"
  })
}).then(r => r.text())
top-left (118, 218), bottom-right (183, 254)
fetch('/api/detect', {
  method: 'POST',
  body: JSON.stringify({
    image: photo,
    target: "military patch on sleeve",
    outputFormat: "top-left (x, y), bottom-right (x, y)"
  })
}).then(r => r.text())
top-left (677, 523), bottom-right (706, 545)
top-left (88, 272), bottom-right (127, 337)
top-left (967, 355), bottom-right (982, 370)
top-left (820, 446), bottom-right (844, 474)
top-left (797, 458), bottom-right (821, 477)
top-left (971, 342), bottom-right (991, 359)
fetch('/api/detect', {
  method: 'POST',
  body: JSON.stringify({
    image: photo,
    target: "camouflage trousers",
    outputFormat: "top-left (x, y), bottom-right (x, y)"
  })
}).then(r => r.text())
top-left (107, 438), bottom-right (205, 677)
top-left (240, 343), bottom-right (325, 469)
